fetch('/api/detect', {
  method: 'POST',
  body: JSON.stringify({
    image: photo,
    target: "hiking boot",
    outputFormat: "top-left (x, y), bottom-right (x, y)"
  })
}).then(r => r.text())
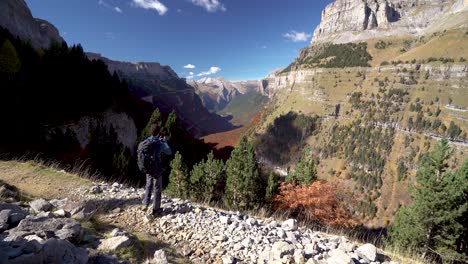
top-left (152, 208), bottom-right (163, 217)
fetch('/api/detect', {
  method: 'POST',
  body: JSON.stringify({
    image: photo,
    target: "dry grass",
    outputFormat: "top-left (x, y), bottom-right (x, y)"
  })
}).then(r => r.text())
top-left (0, 159), bottom-right (92, 200)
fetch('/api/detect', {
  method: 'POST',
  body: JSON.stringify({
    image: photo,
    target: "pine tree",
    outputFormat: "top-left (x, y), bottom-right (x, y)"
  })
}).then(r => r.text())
top-left (389, 139), bottom-right (468, 262)
top-left (224, 136), bottom-right (263, 210)
top-left (167, 151), bottom-right (189, 199)
top-left (265, 173), bottom-right (279, 202)
top-left (189, 161), bottom-right (205, 201)
top-left (165, 111), bottom-right (177, 140)
top-left (139, 108), bottom-right (163, 141)
top-left (0, 39), bottom-right (21, 77)
top-left (203, 152), bottom-right (224, 201)
top-left (190, 151), bottom-right (224, 202)
top-left (286, 148), bottom-right (317, 185)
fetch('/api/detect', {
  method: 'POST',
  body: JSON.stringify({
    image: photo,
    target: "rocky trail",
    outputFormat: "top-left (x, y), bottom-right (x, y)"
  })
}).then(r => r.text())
top-left (0, 173), bottom-right (403, 264)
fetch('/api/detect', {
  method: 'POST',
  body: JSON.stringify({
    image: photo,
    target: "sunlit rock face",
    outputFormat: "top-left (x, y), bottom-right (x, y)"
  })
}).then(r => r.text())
top-left (311, 0), bottom-right (466, 44)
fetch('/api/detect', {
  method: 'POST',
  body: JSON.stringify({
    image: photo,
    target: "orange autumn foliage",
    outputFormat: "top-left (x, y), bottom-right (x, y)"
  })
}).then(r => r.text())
top-left (274, 180), bottom-right (357, 228)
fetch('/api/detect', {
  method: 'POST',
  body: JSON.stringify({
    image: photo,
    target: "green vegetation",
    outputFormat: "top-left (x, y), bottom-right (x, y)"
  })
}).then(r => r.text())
top-left (224, 136), bottom-right (264, 210)
top-left (375, 40), bottom-right (391, 50)
top-left (301, 43), bottom-right (372, 68)
top-left (189, 152), bottom-right (225, 202)
top-left (0, 39), bottom-right (21, 77)
top-left (219, 92), bottom-right (268, 125)
top-left (389, 139), bottom-right (468, 263)
top-left (166, 151), bottom-right (189, 199)
top-left (286, 148), bottom-right (317, 185)
top-left (283, 42), bottom-right (372, 72)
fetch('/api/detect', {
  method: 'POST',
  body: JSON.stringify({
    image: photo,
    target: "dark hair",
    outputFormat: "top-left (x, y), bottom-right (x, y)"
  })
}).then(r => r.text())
top-left (150, 124), bottom-right (160, 136)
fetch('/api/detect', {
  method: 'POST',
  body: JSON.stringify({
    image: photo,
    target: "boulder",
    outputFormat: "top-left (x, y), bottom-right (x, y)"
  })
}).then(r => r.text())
top-left (0, 204), bottom-right (28, 231)
top-left (5, 216), bottom-right (83, 243)
top-left (151, 249), bottom-right (168, 264)
top-left (50, 199), bottom-right (97, 221)
top-left (0, 237), bottom-right (88, 264)
top-left (356, 243), bottom-right (377, 262)
top-left (272, 241), bottom-right (294, 260)
top-left (29, 199), bottom-right (52, 213)
top-left (326, 249), bottom-right (353, 264)
top-left (98, 236), bottom-right (132, 252)
top-left (281, 219), bottom-right (298, 231)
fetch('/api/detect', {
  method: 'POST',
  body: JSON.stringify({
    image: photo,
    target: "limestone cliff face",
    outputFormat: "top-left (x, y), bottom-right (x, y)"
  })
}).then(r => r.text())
top-left (311, 0), bottom-right (467, 44)
top-left (0, 0), bottom-right (63, 49)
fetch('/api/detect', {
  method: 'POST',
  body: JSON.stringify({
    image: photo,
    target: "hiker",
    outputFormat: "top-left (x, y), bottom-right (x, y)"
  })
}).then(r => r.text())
top-left (137, 125), bottom-right (172, 216)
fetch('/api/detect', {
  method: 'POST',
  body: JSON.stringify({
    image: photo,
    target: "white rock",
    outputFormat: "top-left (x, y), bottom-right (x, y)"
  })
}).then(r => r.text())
top-left (220, 215), bottom-right (232, 224)
top-left (356, 243), bottom-right (377, 262)
top-left (152, 249), bottom-right (168, 264)
top-left (272, 241), bottom-right (294, 260)
top-left (30, 199), bottom-right (53, 213)
top-left (98, 236), bottom-right (132, 252)
top-left (222, 255), bottom-right (235, 264)
top-left (326, 249), bottom-right (353, 264)
top-left (53, 209), bottom-right (67, 217)
top-left (281, 219), bottom-right (298, 231)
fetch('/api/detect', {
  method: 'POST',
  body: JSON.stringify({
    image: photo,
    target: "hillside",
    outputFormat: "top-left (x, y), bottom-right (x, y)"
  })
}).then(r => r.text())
top-left (0, 160), bottom-right (411, 264)
top-left (86, 54), bottom-right (235, 138)
top-left (255, 0), bottom-right (468, 227)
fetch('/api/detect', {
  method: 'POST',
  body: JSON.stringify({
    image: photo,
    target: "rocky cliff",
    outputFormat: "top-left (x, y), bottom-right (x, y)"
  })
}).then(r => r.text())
top-left (86, 53), bottom-right (234, 137)
top-left (0, 0), bottom-right (63, 49)
top-left (311, 0), bottom-right (467, 44)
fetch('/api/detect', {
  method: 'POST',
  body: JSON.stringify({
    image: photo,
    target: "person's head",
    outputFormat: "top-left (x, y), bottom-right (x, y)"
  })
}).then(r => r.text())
top-left (150, 124), bottom-right (160, 137)
top-left (150, 124), bottom-right (166, 138)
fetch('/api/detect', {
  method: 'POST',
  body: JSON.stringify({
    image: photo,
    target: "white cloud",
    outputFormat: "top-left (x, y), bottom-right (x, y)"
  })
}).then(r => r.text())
top-left (183, 64), bottom-right (196, 69)
top-left (132, 0), bottom-right (168, 15)
top-left (186, 72), bottom-right (195, 79)
top-left (98, 0), bottom-right (123, 13)
top-left (283, 31), bottom-right (311, 42)
top-left (197, 66), bottom-right (221, 77)
top-left (190, 0), bottom-right (226, 12)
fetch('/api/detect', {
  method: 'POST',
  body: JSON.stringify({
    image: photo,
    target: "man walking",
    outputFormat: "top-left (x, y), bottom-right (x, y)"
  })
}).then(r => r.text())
top-left (138, 125), bottom-right (172, 217)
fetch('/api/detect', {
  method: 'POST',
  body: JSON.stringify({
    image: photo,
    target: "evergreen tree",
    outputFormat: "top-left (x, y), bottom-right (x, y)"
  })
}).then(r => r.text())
top-left (203, 151), bottom-right (225, 201)
top-left (224, 136), bottom-right (263, 210)
top-left (190, 151), bottom-right (224, 202)
top-left (167, 151), bottom-right (189, 199)
top-left (286, 148), bottom-right (317, 185)
top-left (265, 173), bottom-right (279, 202)
top-left (189, 161), bottom-right (205, 201)
top-left (139, 108), bottom-right (163, 141)
top-left (165, 111), bottom-right (177, 140)
top-left (389, 139), bottom-right (468, 262)
top-left (0, 39), bottom-right (21, 77)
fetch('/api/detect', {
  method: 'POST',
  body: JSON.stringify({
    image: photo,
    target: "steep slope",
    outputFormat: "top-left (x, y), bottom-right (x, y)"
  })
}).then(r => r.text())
top-left (0, 0), bottom-right (63, 49)
top-left (86, 53), bottom-right (235, 137)
top-left (255, 0), bottom-right (468, 227)
top-left (312, 0), bottom-right (467, 44)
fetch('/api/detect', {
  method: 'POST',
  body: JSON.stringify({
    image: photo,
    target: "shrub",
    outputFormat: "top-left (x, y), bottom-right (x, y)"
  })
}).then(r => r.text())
top-left (274, 180), bottom-right (357, 227)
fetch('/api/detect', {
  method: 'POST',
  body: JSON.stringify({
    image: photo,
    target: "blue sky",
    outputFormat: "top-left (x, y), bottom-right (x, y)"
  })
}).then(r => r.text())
top-left (25, 0), bottom-right (332, 81)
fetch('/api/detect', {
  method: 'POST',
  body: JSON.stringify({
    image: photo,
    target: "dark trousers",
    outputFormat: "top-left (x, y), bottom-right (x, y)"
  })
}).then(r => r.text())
top-left (143, 174), bottom-right (162, 211)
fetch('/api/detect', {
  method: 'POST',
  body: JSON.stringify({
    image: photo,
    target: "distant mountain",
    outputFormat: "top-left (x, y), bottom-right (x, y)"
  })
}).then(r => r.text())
top-left (86, 53), bottom-right (235, 137)
top-left (188, 77), bottom-right (266, 112)
top-left (0, 0), bottom-right (63, 49)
